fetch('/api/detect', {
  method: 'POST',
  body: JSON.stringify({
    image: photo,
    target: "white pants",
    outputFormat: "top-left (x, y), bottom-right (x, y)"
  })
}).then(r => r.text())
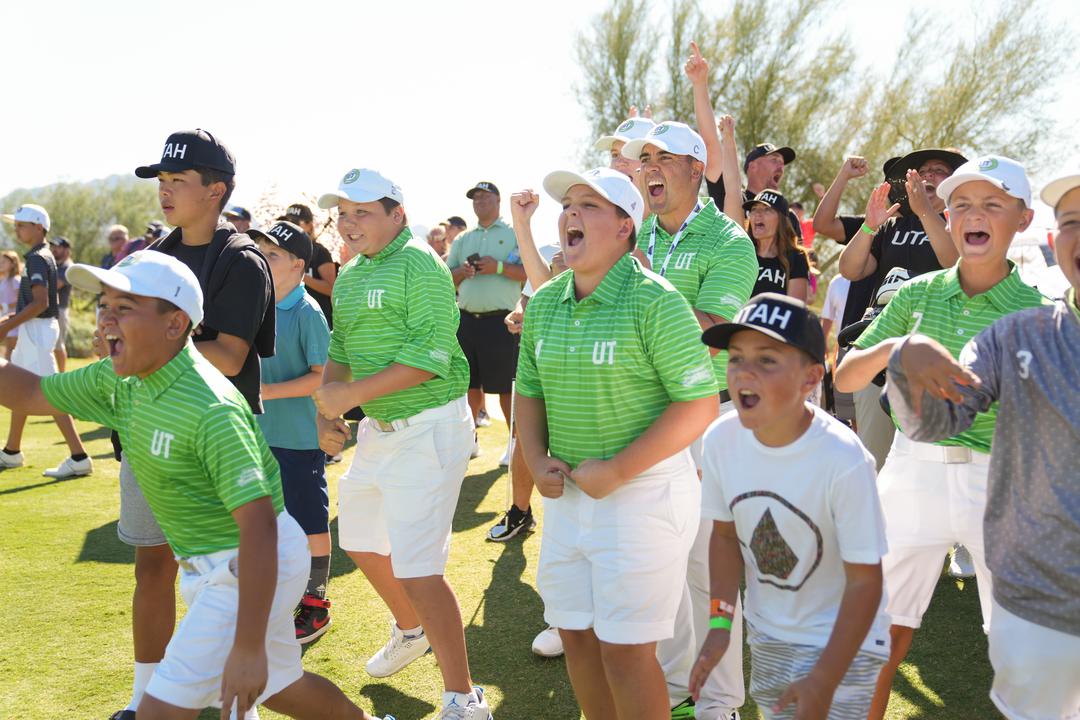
top-left (338, 396), bottom-right (473, 578)
top-left (146, 513), bottom-right (309, 709)
top-left (989, 599), bottom-right (1080, 720)
top-left (10, 317), bottom-right (59, 376)
top-left (538, 451), bottom-right (699, 644)
top-left (879, 432), bottom-right (993, 630)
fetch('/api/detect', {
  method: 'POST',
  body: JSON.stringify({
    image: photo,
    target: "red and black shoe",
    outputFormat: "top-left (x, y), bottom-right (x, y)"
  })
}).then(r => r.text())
top-left (295, 594), bottom-right (332, 645)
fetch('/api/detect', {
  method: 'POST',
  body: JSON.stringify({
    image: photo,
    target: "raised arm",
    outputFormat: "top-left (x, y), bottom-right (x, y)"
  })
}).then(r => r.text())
top-left (509, 190), bottom-right (554, 290)
top-left (686, 41), bottom-right (722, 182)
top-left (838, 182), bottom-right (898, 282)
top-left (0, 357), bottom-right (57, 416)
top-left (813, 156), bottom-right (869, 241)
top-left (905, 169), bottom-right (959, 269)
top-left (717, 115), bottom-right (745, 221)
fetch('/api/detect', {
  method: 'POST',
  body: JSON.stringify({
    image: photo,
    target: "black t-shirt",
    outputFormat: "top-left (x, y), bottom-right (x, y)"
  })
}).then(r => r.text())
top-left (159, 234), bottom-right (272, 414)
top-left (17, 243), bottom-right (58, 319)
top-left (837, 213), bottom-right (945, 327)
top-left (305, 241), bottom-right (335, 328)
top-left (706, 177), bottom-right (802, 240)
top-left (752, 250), bottom-right (810, 296)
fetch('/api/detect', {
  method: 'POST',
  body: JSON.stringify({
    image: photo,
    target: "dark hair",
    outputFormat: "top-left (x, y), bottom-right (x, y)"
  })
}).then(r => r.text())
top-left (378, 197), bottom-right (409, 226)
top-left (195, 166), bottom-right (235, 212)
top-left (745, 209), bottom-right (807, 279)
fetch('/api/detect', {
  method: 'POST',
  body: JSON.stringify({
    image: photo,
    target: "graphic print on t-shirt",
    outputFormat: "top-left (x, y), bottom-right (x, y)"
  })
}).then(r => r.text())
top-left (733, 490), bottom-right (824, 591)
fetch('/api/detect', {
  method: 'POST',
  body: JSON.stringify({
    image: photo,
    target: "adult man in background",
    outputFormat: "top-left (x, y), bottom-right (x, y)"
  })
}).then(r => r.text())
top-left (224, 205), bottom-right (253, 233)
top-left (48, 235), bottom-right (73, 372)
top-left (102, 225), bottom-right (129, 269)
top-left (447, 182), bottom-right (526, 463)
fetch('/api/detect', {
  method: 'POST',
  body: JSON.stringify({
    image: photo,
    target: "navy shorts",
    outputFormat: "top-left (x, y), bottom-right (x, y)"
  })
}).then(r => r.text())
top-left (457, 311), bottom-right (518, 394)
top-left (271, 447), bottom-right (329, 536)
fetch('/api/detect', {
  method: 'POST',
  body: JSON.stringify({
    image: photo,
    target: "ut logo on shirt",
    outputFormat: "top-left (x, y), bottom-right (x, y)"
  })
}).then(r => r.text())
top-left (592, 340), bottom-right (616, 365)
top-left (673, 252), bottom-right (696, 271)
top-left (367, 289), bottom-right (386, 309)
top-left (150, 429), bottom-right (175, 459)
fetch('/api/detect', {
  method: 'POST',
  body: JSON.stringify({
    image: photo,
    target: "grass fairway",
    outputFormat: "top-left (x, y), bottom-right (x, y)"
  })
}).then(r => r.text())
top-left (0, 362), bottom-right (996, 719)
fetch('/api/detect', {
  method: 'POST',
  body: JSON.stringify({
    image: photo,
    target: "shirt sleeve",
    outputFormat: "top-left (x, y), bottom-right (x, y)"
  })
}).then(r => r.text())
top-left (39, 358), bottom-right (120, 429)
top-left (829, 453), bottom-right (888, 563)
top-left (300, 304), bottom-right (331, 369)
top-left (644, 291), bottom-right (720, 401)
top-left (25, 254), bottom-right (49, 287)
top-left (789, 251), bottom-right (809, 280)
top-left (699, 422), bottom-right (733, 522)
top-left (838, 215), bottom-right (865, 244)
top-left (705, 176), bottom-right (728, 211)
top-left (852, 282), bottom-right (914, 349)
top-left (514, 294), bottom-right (544, 400)
top-left (392, 260), bottom-right (458, 378)
top-left (196, 403), bottom-right (276, 511)
top-left (695, 232), bottom-right (758, 321)
top-left (446, 234), bottom-right (464, 269)
top-left (201, 251), bottom-right (271, 343)
top-left (327, 263), bottom-right (354, 365)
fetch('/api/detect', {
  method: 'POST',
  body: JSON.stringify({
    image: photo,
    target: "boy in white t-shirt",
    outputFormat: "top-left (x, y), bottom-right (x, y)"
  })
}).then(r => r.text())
top-left (690, 293), bottom-right (890, 719)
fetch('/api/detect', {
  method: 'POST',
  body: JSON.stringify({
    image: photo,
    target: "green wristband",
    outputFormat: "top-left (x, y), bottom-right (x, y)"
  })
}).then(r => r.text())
top-left (860, 222), bottom-right (876, 235)
top-left (497, 260), bottom-right (504, 274)
top-left (709, 615), bottom-right (733, 631)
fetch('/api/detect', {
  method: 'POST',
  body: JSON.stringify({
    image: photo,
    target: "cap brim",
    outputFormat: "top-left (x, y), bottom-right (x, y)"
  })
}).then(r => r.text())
top-left (936, 172), bottom-right (1019, 205)
top-left (593, 135), bottom-right (618, 152)
top-left (66, 264), bottom-right (134, 296)
top-left (245, 228), bottom-right (274, 244)
top-left (701, 321), bottom-right (790, 351)
top-left (1, 214), bottom-right (13, 224)
top-left (466, 187), bottom-right (498, 199)
top-left (777, 147), bottom-right (796, 165)
top-left (621, 137), bottom-right (666, 160)
top-left (542, 170), bottom-right (643, 229)
top-left (1041, 174), bottom-right (1080, 210)
top-left (134, 160), bottom-right (193, 179)
top-left (887, 149), bottom-right (968, 180)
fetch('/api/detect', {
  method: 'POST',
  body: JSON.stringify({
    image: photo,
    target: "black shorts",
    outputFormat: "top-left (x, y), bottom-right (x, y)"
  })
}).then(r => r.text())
top-left (271, 446), bottom-right (329, 536)
top-left (457, 310), bottom-right (518, 394)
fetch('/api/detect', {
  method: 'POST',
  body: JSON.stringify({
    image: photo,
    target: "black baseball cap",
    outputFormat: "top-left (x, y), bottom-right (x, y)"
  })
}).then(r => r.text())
top-left (284, 203), bottom-right (314, 224)
top-left (135, 129), bottom-right (236, 179)
top-left (224, 206), bottom-right (251, 221)
top-left (744, 143), bottom-right (796, 171)
top-left (885, 149), bottom-right (968, 181)
top-left (247, 221), bottom-right (312, 264)
top-left (743, 189), bottom-right (790, 217)
top-left (702, 293), bottom-right (825, 365)
top-left (445, 215), bottom-right (467, 228)
top-left (47, 235), bottom-right (71, 248)
top-left (466, 181), bottom-right (500, 199)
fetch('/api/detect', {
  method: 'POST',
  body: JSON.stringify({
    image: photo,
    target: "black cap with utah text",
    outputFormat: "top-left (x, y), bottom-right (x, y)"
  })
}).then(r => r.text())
top-left (135, 129), bottom-right (236, 179)
top-left (246, 221), bottom-right (312, 265)
top-left (701, 293), bottom-right (825, 365)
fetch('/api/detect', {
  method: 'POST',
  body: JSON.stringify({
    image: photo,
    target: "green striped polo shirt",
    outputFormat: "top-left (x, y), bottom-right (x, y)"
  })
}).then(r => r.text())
top-left (635, 199), bottom-right (758, 390)
top-left (329, 227), bottom-right (469, 421)
top-left (41, 345), bottom-right (285, 556)
top-left (516, 254), bottom-right (719, 469)
top-left (855, 262), bottom-right (1049, 452)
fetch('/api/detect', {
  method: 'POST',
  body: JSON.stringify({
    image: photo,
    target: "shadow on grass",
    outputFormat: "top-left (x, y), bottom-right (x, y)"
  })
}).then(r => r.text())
top-left (453, 465), bottom-right (504, 534)
top-left (0, 471), bottom-right (90, 496)
top-left (359, 683), bottom-right (437, 720)
top-left (77, 520), bottom-right (134, 564)
top-left (328, 516), bottom-right (359, 582)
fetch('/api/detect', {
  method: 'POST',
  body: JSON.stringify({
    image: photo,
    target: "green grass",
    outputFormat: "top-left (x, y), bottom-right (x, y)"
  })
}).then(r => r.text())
top-left (0, 362), bottom-right (996, 718)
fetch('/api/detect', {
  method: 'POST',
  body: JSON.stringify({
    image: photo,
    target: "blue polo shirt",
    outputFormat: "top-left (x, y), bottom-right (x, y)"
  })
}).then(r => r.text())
top-left (257, 284), bottom-right (330, 450)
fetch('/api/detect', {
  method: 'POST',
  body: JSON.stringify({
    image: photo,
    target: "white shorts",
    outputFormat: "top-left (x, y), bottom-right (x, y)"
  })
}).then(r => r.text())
top-left (537, 450), bottom-right (700, 644)
top-left (337, 396), bottom-right (473, 578)
top-left (145, 513), bottom-right (309, 710)
top-left (878, 432), bottom-right (993, 629)
top-left (989, 599), bottom-right (1080, 720)
top-left (10, 317), bottom-right (59, 376)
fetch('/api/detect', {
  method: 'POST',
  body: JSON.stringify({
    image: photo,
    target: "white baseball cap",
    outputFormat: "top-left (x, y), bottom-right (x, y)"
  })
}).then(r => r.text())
top-left (543, 167), bottom-right (645, 230)
top-left (2, 203), bottom-right (51, 231)
top-left (621, 121), bottom-right (708, 165)
top-left (1040, 174), bottom-right (1080, 211)
top-left (594, 117), bottom-right (658, 152)
top-left (318, 168), bottom-right (405, 209)
top-left (936, 155), bottom-right (1032, 208)
top-left (67, 250), bottom-right (204, 327)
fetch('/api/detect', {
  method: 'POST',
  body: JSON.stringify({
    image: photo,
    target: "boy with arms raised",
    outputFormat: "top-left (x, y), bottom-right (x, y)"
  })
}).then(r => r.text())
top-left (884, 173), bottom-right (1080, 720)
top-left (833, 156), bottom-right (1049, 718)
top-left (0, 251), bottom-right (386, 720)
top-left (516, 166), bottom-right (719, 719)
top-left (312, 169), bottom-right (489, 720)
top-left (247, 220), bottom-right (334, 644)
top-left (691, 293), bottom-right (889, 719)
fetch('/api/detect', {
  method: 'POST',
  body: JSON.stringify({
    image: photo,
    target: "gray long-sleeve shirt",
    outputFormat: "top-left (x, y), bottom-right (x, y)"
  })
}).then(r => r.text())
top-left (885, 290), bottom-right (1080, 636)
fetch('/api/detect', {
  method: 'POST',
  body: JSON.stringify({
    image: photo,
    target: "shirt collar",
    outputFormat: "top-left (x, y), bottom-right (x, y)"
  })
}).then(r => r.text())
top-left (477, 217), bottom-right (508, 231)
top-left (25, 242), bottom-right (48, 258)
top-left (138, 343), bottom-right (197, 400)
top-left (276, 283), bottom-right (307, 310)
top-left (941, 260), bottom-right (1028, 310)
top-left (559, 253), bottom-right (635, 305)
top-left (367, 227), bottom-right (412, 263)
top-left (648, 199), bottom-right (716, 239)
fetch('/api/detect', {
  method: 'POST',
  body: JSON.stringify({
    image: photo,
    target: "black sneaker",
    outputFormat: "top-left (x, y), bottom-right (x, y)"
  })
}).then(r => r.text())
top-left (487, 505), bottom-right (536, 542)
top-left (295, 594), bottom-right (332, 644)
top-left (109, 712), bottom-right (137, 720)
top-left (670, 697), bottom-right (695, 719)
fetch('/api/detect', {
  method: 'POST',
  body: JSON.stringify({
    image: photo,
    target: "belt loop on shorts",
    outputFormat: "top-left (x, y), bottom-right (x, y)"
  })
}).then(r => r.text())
top-left (372, 417), bottom-right (410, 433)
top-left (942, 445), bottom-right (972, 464)
top-left (176, 557), bottom-right (198, 573)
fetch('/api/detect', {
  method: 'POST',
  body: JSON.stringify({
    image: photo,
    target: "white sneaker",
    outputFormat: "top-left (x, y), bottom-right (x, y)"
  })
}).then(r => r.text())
top-left (440, 686), bottom-right (492, 720)
top-left (476, 409), bottom-right (492, 427)
top-left (365, 621), bottom-right (431, 678)
top-left (470, 435), bottom-right (481, 459)
top-left (531, 626), bottom-right (563, 657)
top-left (42, 456), bottom-right (93, 479)
top-left (0, 449), bottom-right (24, 468)
top-left (498, 439), bottom-right (513, 467)
top-left (949, 544), bottom-right (976, 578)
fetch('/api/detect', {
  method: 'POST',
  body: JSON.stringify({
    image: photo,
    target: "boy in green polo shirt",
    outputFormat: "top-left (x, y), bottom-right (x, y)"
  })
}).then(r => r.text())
top-left (248, 221), bottom-right (334, 645)
top-left (623, 120), bottom-right (757, 718)
top-left (0, 251), bottom-right (385, 720)
top-left (833, 155), bottom-right (1049, 719)
top-left (312, 169), bottom-right (489, 720)
top-left (516, 166), bottom-right (720, 719)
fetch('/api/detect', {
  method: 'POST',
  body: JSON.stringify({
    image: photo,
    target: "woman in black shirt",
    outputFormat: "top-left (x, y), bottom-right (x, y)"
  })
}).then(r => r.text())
top-left (744, 189), bottom-right (810, 299)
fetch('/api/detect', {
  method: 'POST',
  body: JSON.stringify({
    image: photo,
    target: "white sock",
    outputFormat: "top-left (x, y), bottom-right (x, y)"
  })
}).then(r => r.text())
top-left (225, 703), bottom-right (261, 719)
top-left (127, 661), bottom-right (158, 711)
top-left (400, 624), bottom-right (423, 638)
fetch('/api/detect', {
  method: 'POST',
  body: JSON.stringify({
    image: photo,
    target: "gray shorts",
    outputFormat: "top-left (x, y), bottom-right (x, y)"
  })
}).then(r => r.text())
top-left (54, 307), bottom-right (69, 351)
top-left (118, 454), bottom-right (168, 547)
